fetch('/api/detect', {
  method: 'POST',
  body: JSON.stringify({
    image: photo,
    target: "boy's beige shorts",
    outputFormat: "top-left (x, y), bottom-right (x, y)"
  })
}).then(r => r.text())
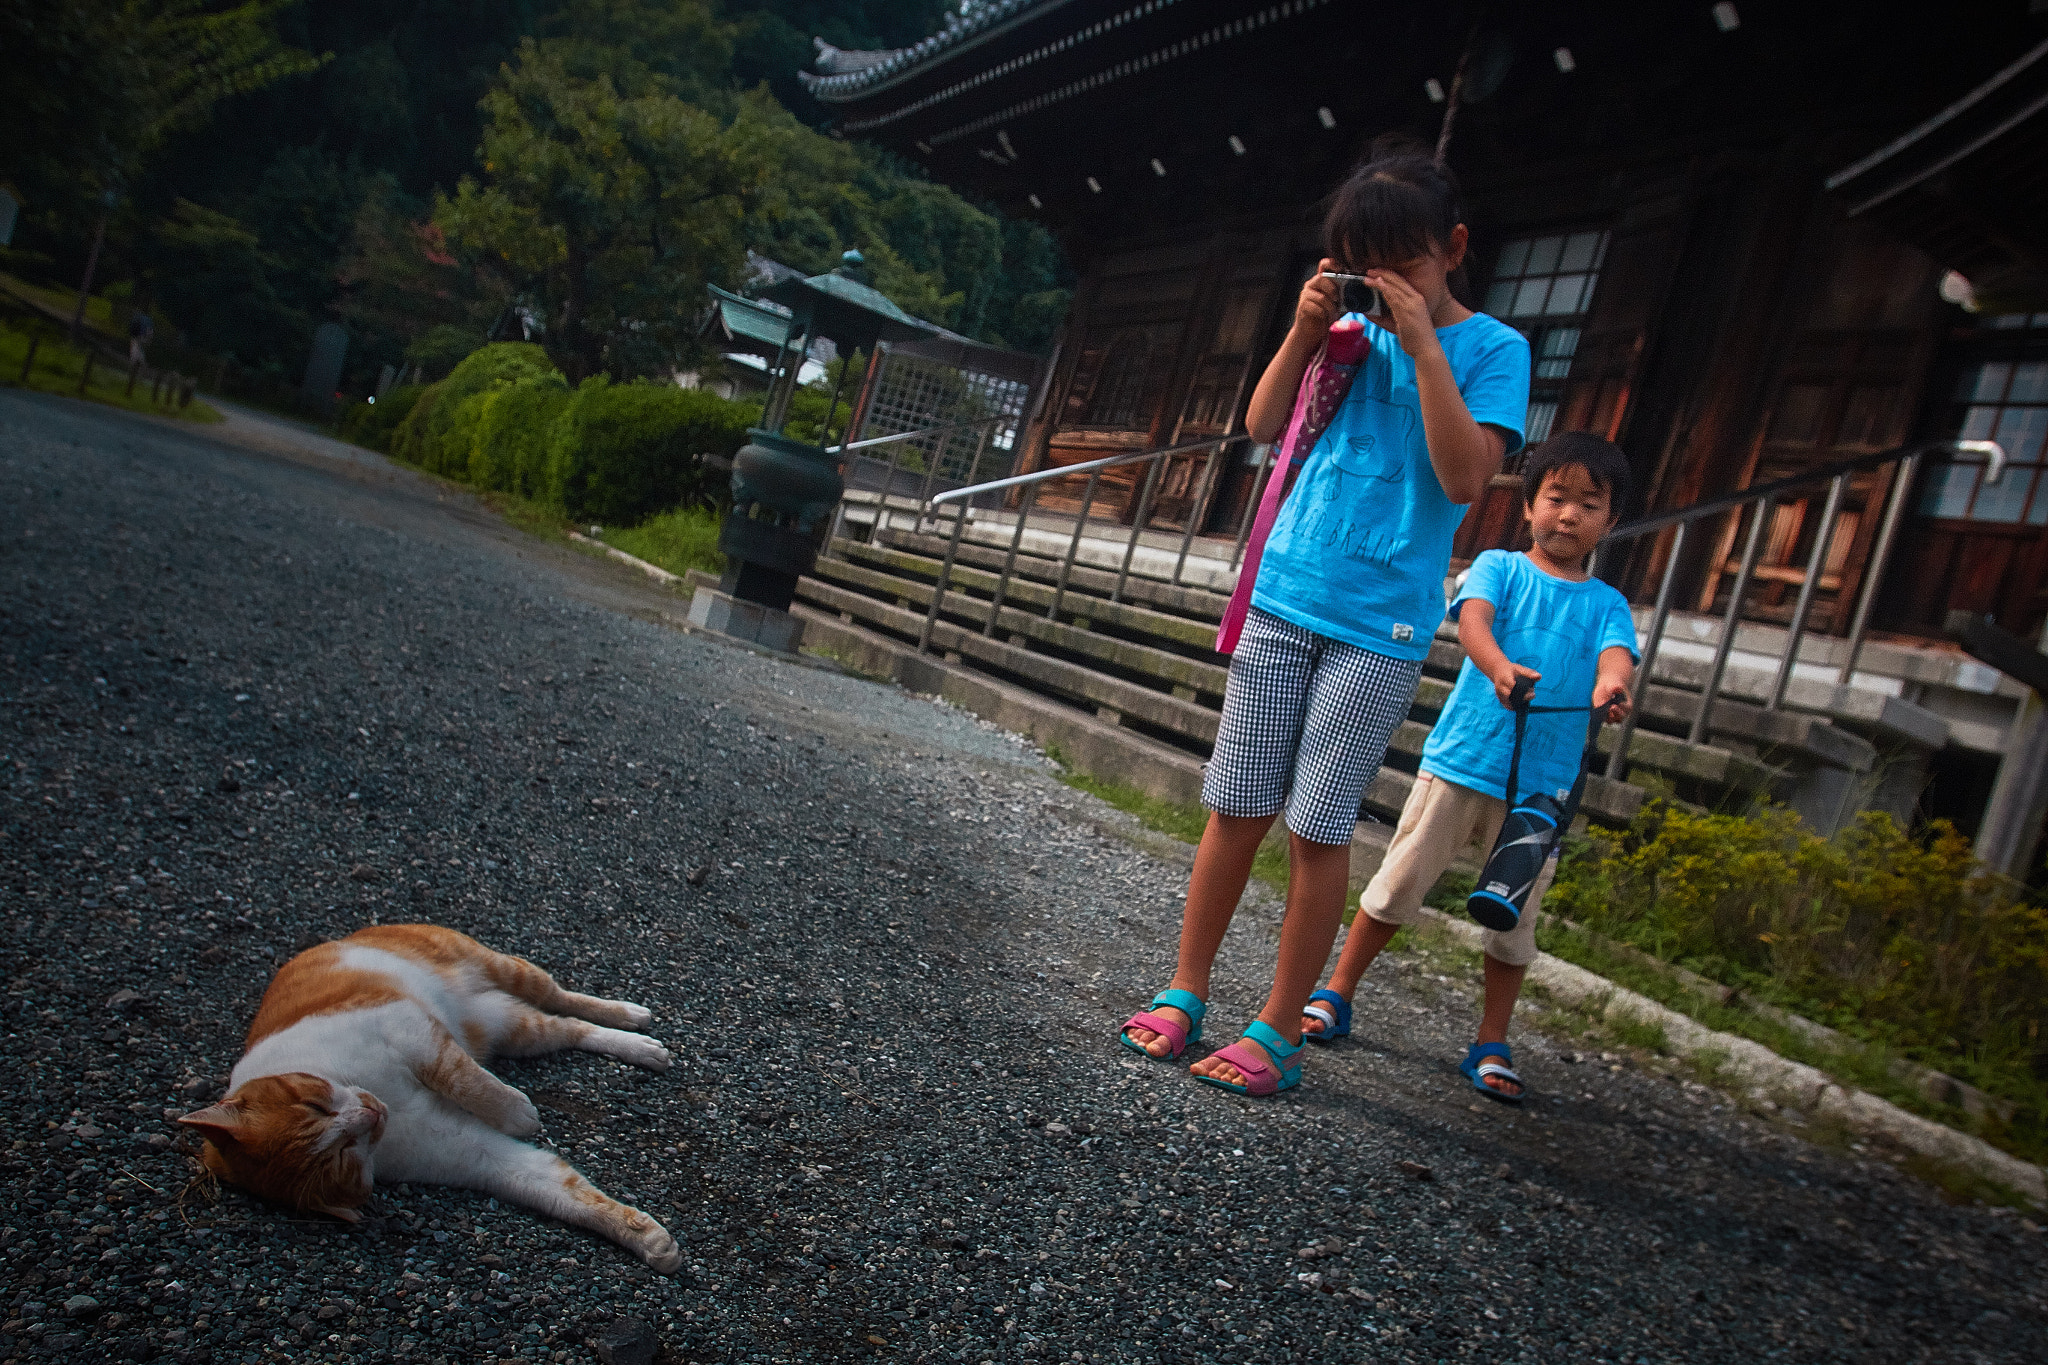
top-left (1357, 771), bottom-right (1554, 967)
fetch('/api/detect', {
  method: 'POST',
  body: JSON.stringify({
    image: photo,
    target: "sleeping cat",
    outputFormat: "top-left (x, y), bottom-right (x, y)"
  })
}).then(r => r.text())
top-left (178, 924), bottom-right (682, 1272)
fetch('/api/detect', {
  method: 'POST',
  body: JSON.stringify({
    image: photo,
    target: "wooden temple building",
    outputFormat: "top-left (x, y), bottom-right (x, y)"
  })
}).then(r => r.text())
top-left (798, 0), bottom-right (2048, 859)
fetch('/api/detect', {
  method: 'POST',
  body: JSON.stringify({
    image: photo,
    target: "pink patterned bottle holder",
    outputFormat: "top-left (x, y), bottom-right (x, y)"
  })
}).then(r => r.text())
top-left (1215, 322), bottom-right (1366, 654)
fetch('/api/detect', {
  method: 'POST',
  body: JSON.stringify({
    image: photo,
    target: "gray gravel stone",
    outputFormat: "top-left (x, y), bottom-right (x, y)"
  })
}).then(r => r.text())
top-left (0, 390), bottom-right (2043, 1365)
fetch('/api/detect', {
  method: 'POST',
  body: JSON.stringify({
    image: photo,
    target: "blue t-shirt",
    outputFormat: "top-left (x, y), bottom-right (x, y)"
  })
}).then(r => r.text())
top-left (1420, 550), bottom-right (1641, 803)
top-left (1250, 311), bottom-right (1531, 660)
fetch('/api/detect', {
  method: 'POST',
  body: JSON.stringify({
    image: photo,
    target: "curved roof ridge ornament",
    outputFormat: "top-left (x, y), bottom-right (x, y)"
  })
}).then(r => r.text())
top-left (797, 0), bottom-right (1080, 99)
top-left (810, 37), bottom-right (901, 77)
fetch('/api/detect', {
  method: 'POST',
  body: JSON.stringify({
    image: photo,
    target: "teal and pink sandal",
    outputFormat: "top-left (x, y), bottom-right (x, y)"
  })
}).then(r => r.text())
top-left (1192, 1020), bottom-right (1305, 1097)
top-left (1119, 989), bottom-right (1206, 1062)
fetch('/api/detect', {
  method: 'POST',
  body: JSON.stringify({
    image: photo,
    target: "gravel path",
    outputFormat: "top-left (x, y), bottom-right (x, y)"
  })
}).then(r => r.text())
top-left (1, 387), bottom-right (2043, 1365)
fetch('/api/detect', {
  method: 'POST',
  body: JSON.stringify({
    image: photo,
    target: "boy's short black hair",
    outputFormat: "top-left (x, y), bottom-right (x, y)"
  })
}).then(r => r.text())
top-left (1521, 431), bottom-right (1631, 519)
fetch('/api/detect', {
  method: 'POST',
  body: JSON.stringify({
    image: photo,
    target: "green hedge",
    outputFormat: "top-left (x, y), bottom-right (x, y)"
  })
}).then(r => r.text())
top-left (336, 384), bottom-right (427, 453)
top-left (388, 382), bottom-right (443, 465)
top-left (375, 345), bottom-right (758, 528)
top-left (390, 342), bottom-right (561, 473)
top-left (546, 378), bottom-right (758, 524)
top-left (461, 379), bottom-right (567, 497)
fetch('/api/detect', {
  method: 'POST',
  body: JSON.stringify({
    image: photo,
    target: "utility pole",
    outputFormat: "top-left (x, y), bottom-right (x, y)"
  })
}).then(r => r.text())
top-left (68, 212), bottom-right (108, 346)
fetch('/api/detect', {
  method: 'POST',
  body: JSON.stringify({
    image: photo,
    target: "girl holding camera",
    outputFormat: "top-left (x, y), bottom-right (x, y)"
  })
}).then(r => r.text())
top-left (1119, 146), bottom-right (1532, 1095)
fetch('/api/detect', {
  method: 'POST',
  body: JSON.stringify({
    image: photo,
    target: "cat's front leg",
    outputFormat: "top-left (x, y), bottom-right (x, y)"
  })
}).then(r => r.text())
top-left (413, 1024), bottom-right (541, 1137)
top-left (470, 1132), bottom-right (682, 1274)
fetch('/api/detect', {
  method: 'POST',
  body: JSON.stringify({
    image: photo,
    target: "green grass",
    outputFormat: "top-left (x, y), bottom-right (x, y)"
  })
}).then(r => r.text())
top-left (600, 505), bottom-right (725, 580)
top-left (0, 271), bottom-right (120, 338)
top-left (1535, 918), bottom-right (2046, 1164)
top-left (1041, 750), bottom-right (1292, 896)
top-left (0, 320), bottom-right (221, 423)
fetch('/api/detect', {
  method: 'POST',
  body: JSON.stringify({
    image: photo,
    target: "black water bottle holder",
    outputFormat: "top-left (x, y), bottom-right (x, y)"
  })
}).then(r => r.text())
top-left (1464, 679), bottom-right (1607, 934)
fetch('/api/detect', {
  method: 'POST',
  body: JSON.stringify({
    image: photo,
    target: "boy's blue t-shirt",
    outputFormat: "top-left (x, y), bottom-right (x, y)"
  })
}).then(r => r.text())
top-left (1250, 311), bottom-right (1531, 660)
top-left (1421, 549), bottom-right (1641, 803)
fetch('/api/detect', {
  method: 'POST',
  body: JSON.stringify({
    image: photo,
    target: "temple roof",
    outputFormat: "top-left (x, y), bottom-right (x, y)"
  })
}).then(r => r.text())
top-left (1825, 37), bottom-right (2048, 312)
top-left (798, 0), bottom-right (1061, 104)
top-left (802, 2), bottom-right (2048, 264)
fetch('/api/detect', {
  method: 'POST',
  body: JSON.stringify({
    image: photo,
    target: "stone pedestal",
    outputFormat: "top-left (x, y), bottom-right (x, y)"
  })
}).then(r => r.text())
top-left (687, 586), bottom-right (805, 655)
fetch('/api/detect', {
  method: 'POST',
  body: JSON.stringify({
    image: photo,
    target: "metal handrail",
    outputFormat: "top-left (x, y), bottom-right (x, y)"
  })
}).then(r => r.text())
top-left (837, 415), bottom-right (1003, 455)
top-left (911, 433), bottom-right (1245, 653)
top-left (1595, 437), bottom-right (2006, 779)
top-left (823, 414), bottom-right (1007, 551)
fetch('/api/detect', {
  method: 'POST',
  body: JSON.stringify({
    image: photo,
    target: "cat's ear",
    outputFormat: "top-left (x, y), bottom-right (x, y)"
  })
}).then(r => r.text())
top-left (177, 1101), bottom-right (244, 1145)
top-left (313, 1203), bottom-right (363, 1224)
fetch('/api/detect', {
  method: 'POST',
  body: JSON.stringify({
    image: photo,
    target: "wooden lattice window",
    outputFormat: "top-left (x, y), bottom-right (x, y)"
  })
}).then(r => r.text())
top-left (1482, 230), bottom-right (1612, 446)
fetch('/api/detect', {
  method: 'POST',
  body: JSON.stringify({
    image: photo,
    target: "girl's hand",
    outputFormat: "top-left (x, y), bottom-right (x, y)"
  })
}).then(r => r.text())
top-left (1593, 677), bottom-right (1632, 723)
top-left (1491, 663), bottom-right (1542, 709)
top-left (1289, 259), bottom-right (1343, 343)
top-left (1365, 266), bottom-right (1441, 359)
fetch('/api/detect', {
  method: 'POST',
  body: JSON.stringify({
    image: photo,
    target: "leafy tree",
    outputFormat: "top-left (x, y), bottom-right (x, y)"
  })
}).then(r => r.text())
top-left (335, 181), bottom-right (510, 379)
top-left (0, 0), bottom-right (322, 233)
top-left (435, 40), bottom-right (760, 379)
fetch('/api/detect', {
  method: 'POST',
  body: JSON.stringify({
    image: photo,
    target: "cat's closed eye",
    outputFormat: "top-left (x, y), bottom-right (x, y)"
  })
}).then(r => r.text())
top-left (301, 1101), bottom-right (333, 1116)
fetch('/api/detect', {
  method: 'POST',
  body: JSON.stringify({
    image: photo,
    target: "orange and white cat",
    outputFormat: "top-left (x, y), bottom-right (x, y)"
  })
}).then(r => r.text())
top-left (178, 924), bottom-right (682, 1272)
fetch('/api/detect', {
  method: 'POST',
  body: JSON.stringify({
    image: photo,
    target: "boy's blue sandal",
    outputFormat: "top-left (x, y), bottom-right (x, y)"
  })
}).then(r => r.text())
top-left (1301, 989), bottom-right (1352, 1044)
top-left (1120, 989), bottom-right (1206, 1062)
top-left (1193, 1020), bottom-right (1305, 1097)
top-left (1461, 1041), bottom-right (1525, 1105)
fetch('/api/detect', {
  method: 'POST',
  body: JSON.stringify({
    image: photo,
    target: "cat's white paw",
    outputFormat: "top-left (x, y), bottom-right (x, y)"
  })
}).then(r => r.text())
top-left (636, 1221), bottom-right (684, 1275)
top-left (615, 1002), bottom-right (653, 1032)
top-left (622, 1037), bottom-right (671, 1072)
top-left (503, 1093), bottom-right (543, 1138)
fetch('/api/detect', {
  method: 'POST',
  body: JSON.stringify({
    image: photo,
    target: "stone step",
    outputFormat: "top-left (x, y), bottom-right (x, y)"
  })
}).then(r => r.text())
top-left (868, 526), bottom-right (1233, 624)
top-left (801, 576), bottom-right (1222, 749)
top-left (801, 564), bottom-right (1652, 823)
top-left (836, 537), bottom-right (1223, 655)
top-left (805, 557), bottom-right (1230, 700)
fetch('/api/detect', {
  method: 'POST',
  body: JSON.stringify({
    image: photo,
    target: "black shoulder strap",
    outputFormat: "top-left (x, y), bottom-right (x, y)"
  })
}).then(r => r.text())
top-left (1501, 677), bottom-right (1606, 817)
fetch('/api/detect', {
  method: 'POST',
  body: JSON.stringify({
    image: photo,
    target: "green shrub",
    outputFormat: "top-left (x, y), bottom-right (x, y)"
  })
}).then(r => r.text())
top-left (545, 379), bottom-right (758, 523)
top-left (388, 382), bottom-right (444, 464)
top-left (336, 385), bottom-right (426, 452)
top-left (417, 342), bottom-right (563, 476)
top-left (1549, 802), bottom-right (2048, 1139)
top-left (470, 379), bottom-right (572, 496)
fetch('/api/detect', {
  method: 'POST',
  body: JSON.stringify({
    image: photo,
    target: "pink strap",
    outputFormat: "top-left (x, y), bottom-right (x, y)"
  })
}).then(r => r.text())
top-left (1206, 1039), bottom-right (1282, 1096)
top-left (1121, 1010), bottom-right (1189, 1056)
top-left (1217, 341), bottom-right (1361, 654)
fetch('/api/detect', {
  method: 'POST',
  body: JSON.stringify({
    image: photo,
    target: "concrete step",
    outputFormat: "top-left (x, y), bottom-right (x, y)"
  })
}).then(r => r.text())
top-left (801, 561), bottom-right (1654, 823)
top-left (836, 538), bottom-right (1224, 656)
top-left (805, 558), bottom-right (1230, 701)
top-left (869, 526), bottom-right (1233, 624)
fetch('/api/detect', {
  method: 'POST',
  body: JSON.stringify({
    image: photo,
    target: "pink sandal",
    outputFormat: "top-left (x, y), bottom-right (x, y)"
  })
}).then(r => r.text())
top-left (1119, 989), bottom-right (1206, 1062)
top-left (1192, 1021), bottom-right (1305, 1097)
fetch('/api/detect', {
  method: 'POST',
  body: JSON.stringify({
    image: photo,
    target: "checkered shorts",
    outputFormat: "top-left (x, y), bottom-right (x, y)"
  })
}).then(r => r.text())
top-left (1202, 608), bottom-right (1424, 846)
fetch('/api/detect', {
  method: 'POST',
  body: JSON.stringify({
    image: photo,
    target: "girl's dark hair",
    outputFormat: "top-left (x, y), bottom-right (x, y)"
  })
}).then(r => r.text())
top-left (1522, 431), bottom-right (1632, 518)
top-left (1323, 135), bottom-right (1465, 269)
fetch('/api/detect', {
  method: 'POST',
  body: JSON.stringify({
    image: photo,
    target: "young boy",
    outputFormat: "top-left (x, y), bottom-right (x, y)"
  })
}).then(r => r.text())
top-left (1297, 431), bottom-right (1640, 1103)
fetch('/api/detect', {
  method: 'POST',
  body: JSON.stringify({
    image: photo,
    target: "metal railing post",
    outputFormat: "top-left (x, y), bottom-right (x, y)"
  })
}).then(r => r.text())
top-left (1173, 440), bottom-right (1227, 586)
top-left (1230, 445), bottom-right (1278, 571)
top-left (1113, 457), bottom-right (1164, 605)
top-left (1605, 521), bottom-right (1687, 781)
top-left (1838, 452), bottom-right (1920, 687)
top-left (919, 499), bottom-right (971, 655)
top-left (986, 481), bottom-right (1037, 638)
top-left (914, 432), bottom-right (946, 523)
top-left (1768, 472), bottom-right (1848, 711)
top-left (1688, 497), bottom-right (1772, 745)
top-left (1050, 468), bottom-right (1100, 620)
